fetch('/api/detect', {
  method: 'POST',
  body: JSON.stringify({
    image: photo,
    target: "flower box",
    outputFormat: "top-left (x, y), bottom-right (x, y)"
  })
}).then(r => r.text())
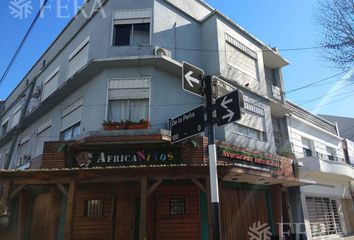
top-left (126, 121), bottom-right (150, 130)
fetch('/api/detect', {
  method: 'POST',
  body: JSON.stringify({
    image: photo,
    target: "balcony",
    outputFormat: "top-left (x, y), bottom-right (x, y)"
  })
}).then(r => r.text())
top-left (271, 85), bottom-right (282, 101)
top-left (298, 156), bottom-right (354, 180)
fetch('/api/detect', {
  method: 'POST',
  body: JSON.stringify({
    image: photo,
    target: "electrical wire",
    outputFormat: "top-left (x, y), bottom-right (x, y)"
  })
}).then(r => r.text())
top-left (0, 0), bottom-right (49, 88)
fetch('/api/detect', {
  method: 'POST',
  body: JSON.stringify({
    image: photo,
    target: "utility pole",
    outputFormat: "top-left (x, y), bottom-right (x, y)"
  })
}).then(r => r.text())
top-left (204, 76), bottom-right (222, 240)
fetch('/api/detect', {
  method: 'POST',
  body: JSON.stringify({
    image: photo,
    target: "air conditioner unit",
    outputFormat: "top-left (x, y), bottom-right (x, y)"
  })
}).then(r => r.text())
top-left (32, 85), bottom-right (42, 98)
top-left (154, 47), bottom-right (171, 58)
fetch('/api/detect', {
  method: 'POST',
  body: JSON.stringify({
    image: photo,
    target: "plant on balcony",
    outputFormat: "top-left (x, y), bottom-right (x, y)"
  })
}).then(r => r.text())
top-left (126, 119), bottom-right (150, 130)
top-left (102, 120), bottom-right (126, 130)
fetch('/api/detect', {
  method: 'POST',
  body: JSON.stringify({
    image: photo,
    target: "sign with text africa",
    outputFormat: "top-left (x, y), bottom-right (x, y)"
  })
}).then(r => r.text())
top-left (73, 148), bottom-right (180, 168)
top-left (171, 105), bottom-right (205, 143)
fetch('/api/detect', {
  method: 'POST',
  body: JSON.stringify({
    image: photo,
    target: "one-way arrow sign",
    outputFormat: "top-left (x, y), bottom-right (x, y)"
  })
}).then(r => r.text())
top-left (215, 90), bottom-right (244, 126)
top-left (182, 62), bottom-right (204, 97)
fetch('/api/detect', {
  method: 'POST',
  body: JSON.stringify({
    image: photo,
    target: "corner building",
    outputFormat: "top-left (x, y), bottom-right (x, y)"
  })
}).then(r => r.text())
top-left (0, 0), bottom-right (303, 239)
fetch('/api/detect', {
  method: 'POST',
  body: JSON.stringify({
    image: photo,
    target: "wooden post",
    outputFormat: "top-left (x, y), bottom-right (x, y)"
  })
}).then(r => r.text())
top-left (139, 176), bottom-right (147, 240)
top-left (0, 180), bottom-right (10, 206)
top-left (18, 190), bottom-right (30, 240)
top-left (64, 179), bottom-right (76, 240)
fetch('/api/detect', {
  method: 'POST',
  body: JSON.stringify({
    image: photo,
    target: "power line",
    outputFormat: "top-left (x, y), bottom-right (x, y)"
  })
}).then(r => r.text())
top-left (0, 0), bottom-right (49, 88)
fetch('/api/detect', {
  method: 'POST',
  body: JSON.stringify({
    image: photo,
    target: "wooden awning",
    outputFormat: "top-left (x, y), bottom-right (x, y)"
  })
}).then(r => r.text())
top-left (0, 165), bottom-right (232, 185)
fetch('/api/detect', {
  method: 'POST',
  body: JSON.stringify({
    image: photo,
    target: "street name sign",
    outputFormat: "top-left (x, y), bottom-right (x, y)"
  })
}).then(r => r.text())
top-left (182, 62), bottom-right (204, 97)
top-left (215, 90), bottom-right (243, 126)
top-left (170, 105), bottom-right (205, 143)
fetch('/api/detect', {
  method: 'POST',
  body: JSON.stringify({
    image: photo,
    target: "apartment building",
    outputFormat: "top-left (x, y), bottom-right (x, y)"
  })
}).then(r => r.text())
top-left (0, 0), bottom-right (303, 239)
top-left (285, 102), bottom-right (354, 239)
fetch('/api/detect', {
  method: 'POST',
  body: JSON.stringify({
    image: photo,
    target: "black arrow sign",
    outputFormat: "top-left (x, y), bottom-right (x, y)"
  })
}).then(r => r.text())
top-left (182, 62), bottom-right (204, 97)
top-left (215, 90), bottom-right (243, 126)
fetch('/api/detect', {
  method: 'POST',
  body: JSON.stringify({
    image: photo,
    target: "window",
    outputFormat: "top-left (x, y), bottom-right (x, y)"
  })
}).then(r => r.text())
top-left (301, 137), bottom-right (313, 157)
top-left (112, 9), bottom-right (151, 46)
top-left (113, 23), bottom-right (150, 46)
top-left (42, 67), bottom-right (60, 100)
top-left (1, 120), bottom-right (8, 137)
top-left (107, 78), bottom-right (150, 122)
top-left (60, 123), bottom-right (80, 141)
top-left (326, 146), bottom-right (336, 161)
top-left (306, 197), bottom-right (342, 238)
top-left (170, 198), bottom-right (186, 215)
top-left (234, 123), bottom-right (266, 141)
top-left (17, 136), bottom-right (31, 166)
top-left (68, 37), bottom-right (89, 77)
top-left (12, 106), bottom-right (22, 128)
top-left (84, 200), bottom-right (103, 217)
top-left (35, 121), bottom-right (51, 157)
top-left (225, 33), bottom-right (258, 80)
top-left (60, 98), bottom-right (83, 140)
top-left (108, 99), bottom-right (148, 122)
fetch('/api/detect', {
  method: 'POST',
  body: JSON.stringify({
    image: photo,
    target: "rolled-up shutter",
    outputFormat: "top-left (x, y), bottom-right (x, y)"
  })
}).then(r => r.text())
top-left (68, 37), bottom-right (90, 78)
top-left (114, 9), bottom-right (152, 24)
top-left (60, 98), bottom-right (83, 131)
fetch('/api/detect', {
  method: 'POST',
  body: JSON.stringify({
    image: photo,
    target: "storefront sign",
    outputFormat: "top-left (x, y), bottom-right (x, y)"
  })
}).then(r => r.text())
top-left (73, 148), bottom-right (179, 168)
top-left (218, 147), bottom-right (281, 171)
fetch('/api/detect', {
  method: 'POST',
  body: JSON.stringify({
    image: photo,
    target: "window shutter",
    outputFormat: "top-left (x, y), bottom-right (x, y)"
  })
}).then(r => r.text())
top-left (12, 107), bottom-right (22, 128)
top-left (226, 44), bottom-right (257, 79)
top-left (35, 127), bottom-right (50, 157)
top-left (68, 37), bottom-right (90, 78)
top-left (60, 98), bottom-right (83, 131)
top-left (114, 9), bottom-right (152, 24)
top-left (108, 78), bottom-right (150, 100)
top-left (236, 112), bottom-right (264, 131)
top-left (42, 68), bottom-right (60, 100)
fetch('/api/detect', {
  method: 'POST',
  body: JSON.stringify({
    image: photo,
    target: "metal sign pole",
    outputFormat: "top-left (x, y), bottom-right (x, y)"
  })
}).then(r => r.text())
top-left (204, 76), bottom-right (222, 240)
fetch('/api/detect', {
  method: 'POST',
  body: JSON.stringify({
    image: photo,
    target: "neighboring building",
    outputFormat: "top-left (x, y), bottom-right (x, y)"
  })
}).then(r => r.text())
top-left (0, 0), bottom-right (317, 239)
top-left (320, 114), bottom-right (354, 166)
top-left (286, 102), bottom-right (354, 239)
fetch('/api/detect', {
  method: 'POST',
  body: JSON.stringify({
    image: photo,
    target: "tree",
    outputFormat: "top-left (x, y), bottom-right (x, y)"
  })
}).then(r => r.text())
top-left (317, 0), bottom-right (354, 73)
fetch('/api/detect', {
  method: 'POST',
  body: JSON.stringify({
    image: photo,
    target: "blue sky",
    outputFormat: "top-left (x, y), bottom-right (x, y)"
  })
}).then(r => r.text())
top-left (1, 0), bottom-right (353, 117)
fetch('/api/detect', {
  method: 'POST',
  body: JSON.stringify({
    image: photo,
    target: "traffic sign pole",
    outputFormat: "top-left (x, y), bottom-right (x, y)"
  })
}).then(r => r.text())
top-left (204, 76), bottom-right (222, 240)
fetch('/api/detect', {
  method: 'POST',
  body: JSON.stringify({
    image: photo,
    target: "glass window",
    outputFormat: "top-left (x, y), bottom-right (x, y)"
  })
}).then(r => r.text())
top-left (170, 198), bottom-right (186, 215)
top-left (113, 23), bottom-right (150, 46)
top-left (234, 123), bottom-right (265, 141)
top-left (60, 123), bottom-right (80, 141)
top-left (302, 137), bottom-right (313, 157)
top-left (84, 200), bottom-right (103, 217)
top-left (108, 99), bottom-right (148, 122)
top-left (326, 146), bottom-right (336, 161)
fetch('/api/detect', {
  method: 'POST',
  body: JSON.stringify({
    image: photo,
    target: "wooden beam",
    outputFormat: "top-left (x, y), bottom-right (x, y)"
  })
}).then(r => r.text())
top-left (139, 176), bottom-right (147, 240)
top-left (18, 190), bottom-right (30, 240)
top-left (147, 178), bottom-right (164, 196)
top-left (9, 184), bottom-right (26, 199)
top-left (0, 180), bottom-right (10, 205)
top-left (64, 180), bottom-right (76, 240)
top-left (56, 183), bottom-right (67, 197)
top-left (191, 178), bottom-right (207, 193)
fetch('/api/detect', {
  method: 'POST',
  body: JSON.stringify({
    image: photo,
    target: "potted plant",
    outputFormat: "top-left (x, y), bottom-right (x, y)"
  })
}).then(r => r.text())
top-left (126, 119), bottom-right (150, 129)
top-left (102, 120), bottom-right (126, 130)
